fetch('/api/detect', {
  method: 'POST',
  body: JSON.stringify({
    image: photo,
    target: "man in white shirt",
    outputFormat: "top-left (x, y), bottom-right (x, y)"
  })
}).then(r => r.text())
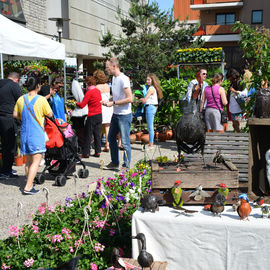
top-left (103, 58), bottom-right (133, 170)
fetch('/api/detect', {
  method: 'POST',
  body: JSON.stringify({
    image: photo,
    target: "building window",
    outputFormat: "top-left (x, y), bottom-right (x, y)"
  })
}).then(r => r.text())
top-left (216, 13), bottom-right (235, 25)
top-left (0, 0), bottom-right (26, 23)
top-left (252, 10), bottom-right (263, 24)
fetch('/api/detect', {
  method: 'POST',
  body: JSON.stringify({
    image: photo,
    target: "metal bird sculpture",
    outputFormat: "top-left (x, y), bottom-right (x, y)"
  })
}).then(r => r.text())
top-left (210, 193), bottom-right (226, 217)
top-left (253, 196), bottom-right (264, 208)
top-left (111, 247), bottom-right (126, 270)
top-left (237, 194), bottom-right (252, 221)
top-left (189, 185), bottom-right (211, 201)
top-left (261, 206), bottom-right (270, 218)
top-left (132, 233), bottom-right (154, 269)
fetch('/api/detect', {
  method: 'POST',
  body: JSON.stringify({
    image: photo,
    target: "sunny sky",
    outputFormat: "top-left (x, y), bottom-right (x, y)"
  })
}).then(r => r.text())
top-left (149, 0), bottom-right (174, 12)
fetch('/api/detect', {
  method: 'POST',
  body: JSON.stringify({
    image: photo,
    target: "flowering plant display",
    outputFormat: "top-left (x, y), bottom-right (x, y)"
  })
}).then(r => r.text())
top-left (177, 47), bottom-right (224, 63)
top-left (0, 161), bottom-right (151, 269)
top-left (24, 63), bottom-right (51, 77)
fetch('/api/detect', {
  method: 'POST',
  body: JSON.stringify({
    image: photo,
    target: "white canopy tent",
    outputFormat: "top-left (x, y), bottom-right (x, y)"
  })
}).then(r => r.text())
top-left (0, 14), bottom-right (66, 97)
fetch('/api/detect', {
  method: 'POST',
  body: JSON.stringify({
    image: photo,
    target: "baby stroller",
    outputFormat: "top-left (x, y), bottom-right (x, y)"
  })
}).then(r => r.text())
top-left (35, 117), bottom-right (89, 186)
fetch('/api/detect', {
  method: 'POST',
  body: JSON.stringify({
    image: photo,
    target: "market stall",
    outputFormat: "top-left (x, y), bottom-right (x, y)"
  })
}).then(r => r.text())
top-left (132, 206), bottom-right (270, 270)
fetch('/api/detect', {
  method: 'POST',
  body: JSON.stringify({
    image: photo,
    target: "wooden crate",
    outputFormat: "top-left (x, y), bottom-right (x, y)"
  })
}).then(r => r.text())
top-left (151, 160), bottom-right (239, 205)
top-left (122, 258), bottom-right (168, 270)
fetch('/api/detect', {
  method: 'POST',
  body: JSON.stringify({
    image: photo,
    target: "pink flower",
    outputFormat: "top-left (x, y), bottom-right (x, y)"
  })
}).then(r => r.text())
top-left (60, 208), bottom-right (65, 213)
top-left (94, 242), bottom-right (105, 252)
top-left (23, 257), bottom-right (34, 268)
top-left (51, 234), bottom-right (63, 243)
top-left (40, 202), bottom-right (47, 207)
top-left (69, 246), bottom-right (74, 253)
top-left (1, 263), bottom-right (11, 269)
top-left (47, 206), bottom-right (55, 212)
top-left (90, 262), bottom-right (98, 270)
top-left (38, 207), bottom-right (46, 215)
top-left (109, 228), bottom-right (116, 236)
top-left (62, 228), bottom-right (72, 239)
top-left (32, 225), bottom-right (39, 234)
top-left (8, 225), bottom-right (20, 237)
top-left (74, 238), bottom-right (84, 247)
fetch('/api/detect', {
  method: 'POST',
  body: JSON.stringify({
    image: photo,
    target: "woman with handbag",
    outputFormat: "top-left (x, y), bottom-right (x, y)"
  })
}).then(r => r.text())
top-left (200, 73), bottom-right (228, 133)
top-left (13, 76), bottom-right (53, 195)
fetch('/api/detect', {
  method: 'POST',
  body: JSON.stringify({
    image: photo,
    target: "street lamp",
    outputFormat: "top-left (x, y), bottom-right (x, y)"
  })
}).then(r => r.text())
top-left (48, 17), bottom-right (69, 43)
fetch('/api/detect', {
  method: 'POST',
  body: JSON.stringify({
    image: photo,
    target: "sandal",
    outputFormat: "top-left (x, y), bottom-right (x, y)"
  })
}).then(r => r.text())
top-left (103, 147), bottom-right (110, 152)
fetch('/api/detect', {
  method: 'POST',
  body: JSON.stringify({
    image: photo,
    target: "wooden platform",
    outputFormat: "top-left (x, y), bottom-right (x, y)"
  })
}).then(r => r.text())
top-left (185, 132), bottom-right (249, 182)
top-left (151, 160), bottom-right (239, 205)
top-left (122, 258), bottom-right (168, 270)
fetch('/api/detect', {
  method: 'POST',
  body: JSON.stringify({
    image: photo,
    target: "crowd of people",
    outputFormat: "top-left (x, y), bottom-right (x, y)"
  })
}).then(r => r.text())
top-left (0, 57), bottom-right (254, 195)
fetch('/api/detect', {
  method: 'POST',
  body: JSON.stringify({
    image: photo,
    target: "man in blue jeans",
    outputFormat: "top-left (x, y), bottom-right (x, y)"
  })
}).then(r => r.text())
top-left (103, 58), bottom-right (133, 170)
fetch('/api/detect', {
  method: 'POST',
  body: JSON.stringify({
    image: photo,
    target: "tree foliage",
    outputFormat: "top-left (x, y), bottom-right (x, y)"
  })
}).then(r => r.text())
top-left (99, 0), bottom-right (201, 86)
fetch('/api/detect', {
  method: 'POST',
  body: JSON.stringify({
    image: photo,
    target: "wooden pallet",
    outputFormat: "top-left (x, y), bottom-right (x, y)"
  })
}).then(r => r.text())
top-left (122, 258), bottom-right (168, 270)
top-left (185, 132), bottom-right (249, 182)
top-left (151, 160), bottom-right (239, 205)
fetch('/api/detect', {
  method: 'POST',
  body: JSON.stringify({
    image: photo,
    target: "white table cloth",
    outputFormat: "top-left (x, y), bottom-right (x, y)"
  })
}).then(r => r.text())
top-left (132, 206), bottom-right (270, 270)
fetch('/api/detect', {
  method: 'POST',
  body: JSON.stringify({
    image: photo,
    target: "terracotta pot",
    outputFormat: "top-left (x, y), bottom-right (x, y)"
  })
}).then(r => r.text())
top-left (15, 156), bottom-right (24, 166)
top-left (136, 131), bottom-right (143, 141)
top-left (158, 132), bottom-right (167, 142)
top-left (166, 130), bottom-right (173, 140)
top-left (23, 155), bottom-right (27, 163)
top-left (129, 134), bottom-right (136, 144)
top-left (141, 133), bottom-right (150, 144)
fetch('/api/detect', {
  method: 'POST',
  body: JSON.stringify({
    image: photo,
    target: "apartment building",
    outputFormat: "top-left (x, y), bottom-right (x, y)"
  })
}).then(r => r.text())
top-left (0, 0), bottom-right (131, 73)
top-left (174, 0), bottom-right (270, 69)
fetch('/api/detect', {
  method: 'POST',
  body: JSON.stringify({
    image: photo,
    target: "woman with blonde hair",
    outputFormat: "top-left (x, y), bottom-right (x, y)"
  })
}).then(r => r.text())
top-left (93, 69), bottom-right (113, 152)
top-left (200, 73), bottom-right (227, 132)
top-left (140, 73), bottom-right (163, 149)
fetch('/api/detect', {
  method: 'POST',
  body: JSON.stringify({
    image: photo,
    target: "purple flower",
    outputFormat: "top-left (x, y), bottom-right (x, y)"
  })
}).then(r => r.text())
top-left (116, 194), bottom-right (126, 202)
top-left (129, 182), bottom-right (136, 188)
top-left (147, 180), bottom-right (152, 186)
top-left (131, 172), bottom-right (137, 177)
top-left (65, 197), bottom-right (73, 207)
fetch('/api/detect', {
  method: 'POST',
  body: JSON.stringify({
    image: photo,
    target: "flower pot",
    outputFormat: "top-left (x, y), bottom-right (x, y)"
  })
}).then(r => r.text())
top-left (141, 133), bottom-right (149, 144)
top-left (23, 155), bottom-right (27, 163)
top-left (136, 131), bottom-right (143, 141)
top-left (158, 132), bottom-right (167, 142)
top-left (15, 156), bottom-right (24, 166)
top-left (129, 134), bottom-right (136, 144)
top-left (223, 122), bottom-right (228, 132)
top-left (166, 130), bottom-right (173, 140)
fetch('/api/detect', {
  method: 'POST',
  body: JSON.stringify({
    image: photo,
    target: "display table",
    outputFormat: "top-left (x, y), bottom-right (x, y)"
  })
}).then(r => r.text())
top-left (132, 206), bottom-right (270, 270)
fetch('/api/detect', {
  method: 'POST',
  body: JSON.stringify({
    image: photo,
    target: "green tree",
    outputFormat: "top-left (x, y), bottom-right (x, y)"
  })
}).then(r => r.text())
top-left (99, 0), bottom-right (201, 86)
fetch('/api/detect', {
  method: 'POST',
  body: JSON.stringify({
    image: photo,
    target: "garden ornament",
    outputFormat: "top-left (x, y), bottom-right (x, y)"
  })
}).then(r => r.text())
top-left (175, 100), bottom-right (206, 163)
top-left (140, 194), bottom-right (165, 213)
top-left (217, 183), bottom-right (229, 201)
top-left (17, 202), bottom-right (23, 218)
top-left (42, 187), bottom-right (50, 206)
top-left (132, 233), bottom-right (154, 269)
top-left (254, 87), bottom-right (270, 118)
top-left (261, 205), bottom-right (270, 218)
top-left (111, 247), bottom-right (127, 270)
top-left (210, 193), bottom-right (226, 217)
top-left (253, 196), bottom-right (264, 208)
top-left (171, 180), bottom-right (183, 208)
top-left (237, 194), bottom-right (252, 221)
top-left (266, 149), bottom-right (270, 187)
top-left (189, 185), bottom-right (211, 201)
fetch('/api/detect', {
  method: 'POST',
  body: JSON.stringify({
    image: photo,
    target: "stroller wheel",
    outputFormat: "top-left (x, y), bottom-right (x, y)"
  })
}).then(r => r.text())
top-left (78, 169), bottom-right (89, 178)
top-left (36, 174), bottom-right (45, 185)
top-left (55, 175), bottom-right (67, 186)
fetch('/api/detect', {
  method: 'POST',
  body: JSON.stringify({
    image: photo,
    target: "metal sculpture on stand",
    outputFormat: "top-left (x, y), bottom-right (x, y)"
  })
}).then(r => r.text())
top-left (254, 87), bottom-right (270, 118)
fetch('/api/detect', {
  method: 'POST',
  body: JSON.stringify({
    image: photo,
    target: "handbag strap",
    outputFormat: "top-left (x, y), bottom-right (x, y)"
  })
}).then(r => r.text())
top-left (23, 95), bottom-right (44, 131)
top-left (210, 86), bottom-right (222, 114)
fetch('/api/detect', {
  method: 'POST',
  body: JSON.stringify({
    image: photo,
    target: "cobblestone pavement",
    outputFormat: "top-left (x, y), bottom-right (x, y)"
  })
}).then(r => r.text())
top-left (0, 141), bottom-right (178, 239)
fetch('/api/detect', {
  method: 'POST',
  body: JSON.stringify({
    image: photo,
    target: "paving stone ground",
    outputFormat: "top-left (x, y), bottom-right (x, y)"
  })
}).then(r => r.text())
top-left (0, 140), bottom-right (178, 239)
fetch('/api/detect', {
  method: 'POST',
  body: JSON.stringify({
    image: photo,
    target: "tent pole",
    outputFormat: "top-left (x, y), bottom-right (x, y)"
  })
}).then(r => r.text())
top-left (64, 60), bottom-right (66, 104)
top-left (0, 53), bottom-right (4, 79)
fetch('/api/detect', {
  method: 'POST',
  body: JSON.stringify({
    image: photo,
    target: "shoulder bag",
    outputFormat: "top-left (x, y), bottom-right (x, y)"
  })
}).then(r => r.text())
top-left (210, 87), bottom-right (228, 124)
top-left (23, 95), bottom-right (49, 142)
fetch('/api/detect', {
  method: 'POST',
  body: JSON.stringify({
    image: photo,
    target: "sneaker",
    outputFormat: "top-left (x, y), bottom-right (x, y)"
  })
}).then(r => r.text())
top-left (93, 153), bottom-right (101, 158)
top-left (79, 154), bottom-right (90, 158)
top-left (23, 187), bottom-right (40, 195)
top-left (12, 169), bottom-right (17, 174)
top-left (104, 162), bottom-right (119, 170)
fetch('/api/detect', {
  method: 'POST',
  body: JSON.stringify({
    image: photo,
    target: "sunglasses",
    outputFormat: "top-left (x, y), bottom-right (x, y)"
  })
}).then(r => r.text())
top-left (202, 73), bottom-right (207, 75)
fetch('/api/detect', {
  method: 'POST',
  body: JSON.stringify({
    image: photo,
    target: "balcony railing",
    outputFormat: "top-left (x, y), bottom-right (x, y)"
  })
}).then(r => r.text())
top-left (190, 0), bottom-right (243, 10)
top-left (193, 24), bottom-right (240, 36)
top-left (191, 0), bottom-right (243, 4)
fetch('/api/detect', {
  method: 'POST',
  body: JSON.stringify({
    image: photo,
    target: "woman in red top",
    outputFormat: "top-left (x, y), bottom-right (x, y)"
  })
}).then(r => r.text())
top-left (76, 76), bottom-right (102, 158)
